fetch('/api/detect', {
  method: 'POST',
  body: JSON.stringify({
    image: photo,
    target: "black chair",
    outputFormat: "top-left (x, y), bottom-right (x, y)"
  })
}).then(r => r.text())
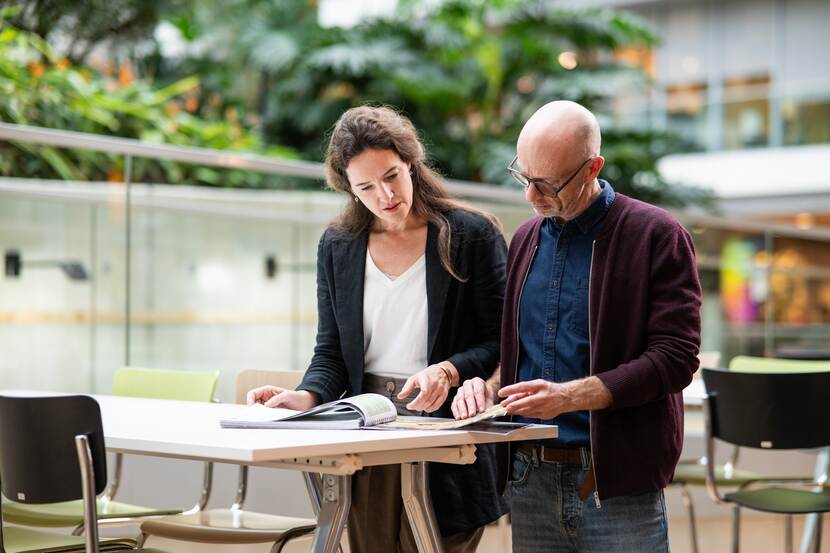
top-left (0, 394), bottom-right (170, 553)
top-left (702, 368), bottom-right (830, 553)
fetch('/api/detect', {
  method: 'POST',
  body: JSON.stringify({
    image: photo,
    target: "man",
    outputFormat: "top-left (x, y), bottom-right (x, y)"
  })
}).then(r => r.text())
top-left (452, 100), bottom-right (701, 552)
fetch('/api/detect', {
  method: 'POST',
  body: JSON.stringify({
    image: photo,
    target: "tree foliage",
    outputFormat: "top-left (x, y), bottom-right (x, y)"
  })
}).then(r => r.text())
top-left (154, 0), bottom-right (709, 205)
top-left (0, 0), bottom-right (161, 63)
top-left (0, 11), bottom-right (296, 187)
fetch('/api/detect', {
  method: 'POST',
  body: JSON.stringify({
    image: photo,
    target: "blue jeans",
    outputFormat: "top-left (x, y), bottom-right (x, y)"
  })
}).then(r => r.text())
top-left (508, 448), bottom-right (670, 553)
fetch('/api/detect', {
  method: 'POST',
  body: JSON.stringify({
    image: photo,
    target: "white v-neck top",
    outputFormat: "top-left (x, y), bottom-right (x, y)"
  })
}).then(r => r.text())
top-left (363, 250), bottom-right (428, 378)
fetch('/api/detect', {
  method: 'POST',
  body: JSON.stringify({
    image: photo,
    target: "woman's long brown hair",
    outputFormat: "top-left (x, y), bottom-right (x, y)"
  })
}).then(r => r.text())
top-left (324, 105), bottom-right (499, 281)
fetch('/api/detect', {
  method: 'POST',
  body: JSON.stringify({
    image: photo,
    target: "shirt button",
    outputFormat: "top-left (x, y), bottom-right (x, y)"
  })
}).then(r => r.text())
top-left (552, 279), bottom-right (558, 287)
top-left (547, 323), bottom-right (553, 331)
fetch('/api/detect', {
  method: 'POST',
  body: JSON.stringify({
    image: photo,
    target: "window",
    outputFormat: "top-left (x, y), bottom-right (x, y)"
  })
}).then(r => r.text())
top-left (783, 97), bottom-right (830, 146)
top-left (723, 75), bottom-right (770, 149)
top-left (665, 82), bottom-right (708, 151)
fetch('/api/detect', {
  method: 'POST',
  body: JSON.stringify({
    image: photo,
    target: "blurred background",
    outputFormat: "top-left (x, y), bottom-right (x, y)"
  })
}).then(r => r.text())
top-left (4, 0), bottom-right (830, 397)
top-left (1, 1), bottom-right (829, 550)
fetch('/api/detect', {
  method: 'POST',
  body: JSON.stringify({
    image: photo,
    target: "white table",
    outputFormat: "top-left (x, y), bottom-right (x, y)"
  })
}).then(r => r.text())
top-left (94, 395), bottom-right (556, 553)
top-left (682, 376), bottom-right (706, 408)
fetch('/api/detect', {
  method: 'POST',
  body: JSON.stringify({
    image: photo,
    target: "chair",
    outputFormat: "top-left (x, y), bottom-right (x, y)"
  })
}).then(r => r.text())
top-left (1, 367), bottom-right (220, 534)
top-left (136, 370), bottom-right (318, 553)
top-left (0, 394), bottom-right (170, 553)
top-left (702, 368), bottom-right (830, 553)
top-left (670, 355), bottom-right (824, 553)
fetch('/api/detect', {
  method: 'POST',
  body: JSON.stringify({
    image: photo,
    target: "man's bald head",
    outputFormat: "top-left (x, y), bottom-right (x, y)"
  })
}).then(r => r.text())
top-left (517, 101), bottom-right (601, 176)
top-left (515, 100), bottom-right (605, 221)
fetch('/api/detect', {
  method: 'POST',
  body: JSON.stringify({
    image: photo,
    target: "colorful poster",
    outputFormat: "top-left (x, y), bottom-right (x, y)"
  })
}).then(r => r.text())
top-left (720, 238), bottom-right (760, 323)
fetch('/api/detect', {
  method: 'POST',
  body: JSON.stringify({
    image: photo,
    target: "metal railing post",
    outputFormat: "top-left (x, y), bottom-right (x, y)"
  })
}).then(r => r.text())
top-left (124, 154), bottom-right (133, 366)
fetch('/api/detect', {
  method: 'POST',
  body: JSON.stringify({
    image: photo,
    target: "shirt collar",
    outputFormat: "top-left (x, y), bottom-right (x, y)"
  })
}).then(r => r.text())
top-left (548, 179), bottom-right (615, 235)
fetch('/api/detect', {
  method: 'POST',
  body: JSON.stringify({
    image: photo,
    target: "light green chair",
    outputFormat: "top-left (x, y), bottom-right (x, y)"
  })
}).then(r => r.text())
top-left (726, 356), bottom-right (830, 553)
top-left (111, 367), bottom-right (220, 402)
top-left (729, 355), bottom-right (830, 373)
top-left (673, 356), bottom-right (828, 553)
top-left (0, 525), bottom-right (139, 553)
top-left (1, 367), bottom-right (220, 535)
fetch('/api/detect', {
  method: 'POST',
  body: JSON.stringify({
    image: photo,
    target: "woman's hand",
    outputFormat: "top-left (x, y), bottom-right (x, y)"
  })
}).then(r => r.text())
top-left (397, 364), bottom-right (454, 412)
top-left (246, 386), bottom-right (319, 411)
top-left (451, 376), bottom-right (497, 419)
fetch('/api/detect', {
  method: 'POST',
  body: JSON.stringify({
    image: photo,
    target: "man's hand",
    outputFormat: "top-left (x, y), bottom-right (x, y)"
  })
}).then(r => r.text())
top-left (397, 364), bottom-right (453, 412)
top-left (498, 376), bottom-right (613, 418)
top-left (451, 376), bottom-right (497, 419)
top-left (498, 379), bottom-right (569, 419)
top-left (246, 386), bottom-right (319, 411)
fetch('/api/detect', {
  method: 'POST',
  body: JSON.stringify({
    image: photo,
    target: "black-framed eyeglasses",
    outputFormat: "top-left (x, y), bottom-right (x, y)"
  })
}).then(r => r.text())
top-left (507, 155), bottom-right (595, 197)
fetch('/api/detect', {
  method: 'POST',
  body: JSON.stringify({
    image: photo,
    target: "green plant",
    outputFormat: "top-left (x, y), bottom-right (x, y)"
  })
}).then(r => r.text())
top-left (155, 0), bottom-right (710, 205)
top-left (0, 11), bottom-right (297, 187)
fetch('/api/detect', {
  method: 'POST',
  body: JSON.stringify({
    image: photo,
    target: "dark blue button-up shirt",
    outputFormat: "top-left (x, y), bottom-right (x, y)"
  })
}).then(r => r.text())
top-left (515, 180), bottom-right (615, 446)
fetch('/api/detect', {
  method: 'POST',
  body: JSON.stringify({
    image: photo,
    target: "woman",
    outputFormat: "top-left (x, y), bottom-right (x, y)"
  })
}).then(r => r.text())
top-left (247, 105), bottom-right (507, 553)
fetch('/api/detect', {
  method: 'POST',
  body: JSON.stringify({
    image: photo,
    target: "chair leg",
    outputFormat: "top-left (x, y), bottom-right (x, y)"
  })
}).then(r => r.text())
top-left (801, 513), bottom-right (819, 553)
top-left (731, 505), bottom-right (741, 553)
top-left (812, 514), bottom-right (822, 553)
top-left (270, 527), bottom-right (317, 553)
top-left (785, 514), bottom-right (793, 553)
top-left (678, 483), bottom-right (699, 553)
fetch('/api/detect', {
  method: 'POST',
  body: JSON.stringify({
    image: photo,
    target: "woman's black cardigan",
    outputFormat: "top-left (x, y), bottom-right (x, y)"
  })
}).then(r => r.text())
top-left (297, 209), bottom-right (509, 536)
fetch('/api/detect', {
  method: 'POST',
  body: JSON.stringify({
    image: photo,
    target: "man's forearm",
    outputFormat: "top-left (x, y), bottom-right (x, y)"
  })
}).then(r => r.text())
top-left (562, 376), bottom-right (613, 411)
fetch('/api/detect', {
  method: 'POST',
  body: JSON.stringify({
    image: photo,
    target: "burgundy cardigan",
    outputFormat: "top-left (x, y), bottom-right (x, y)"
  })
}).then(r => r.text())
top-left (498, 193), bottom-right (702, 499)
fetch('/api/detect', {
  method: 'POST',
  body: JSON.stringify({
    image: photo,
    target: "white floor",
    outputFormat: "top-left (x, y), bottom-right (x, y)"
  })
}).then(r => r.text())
top-left (85, 444), bottom-right (828, 553)
top-left (114, 513), bottom-right (829, 553)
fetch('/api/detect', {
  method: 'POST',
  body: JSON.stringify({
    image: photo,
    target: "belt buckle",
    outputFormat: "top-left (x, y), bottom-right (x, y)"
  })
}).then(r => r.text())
top-left (538, 445), bottom-right (559, 464)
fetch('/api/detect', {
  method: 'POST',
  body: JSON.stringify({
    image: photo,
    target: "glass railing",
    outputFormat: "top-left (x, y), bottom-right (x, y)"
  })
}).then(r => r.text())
top-left (0, 123), bottom-right (527, 401)
top-left (4, 123), bottom-right (830, 400)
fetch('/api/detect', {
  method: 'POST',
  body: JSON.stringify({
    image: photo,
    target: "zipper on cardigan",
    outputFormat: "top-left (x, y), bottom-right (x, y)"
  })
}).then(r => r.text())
top-left (588, 239), bottom-right (601, 509)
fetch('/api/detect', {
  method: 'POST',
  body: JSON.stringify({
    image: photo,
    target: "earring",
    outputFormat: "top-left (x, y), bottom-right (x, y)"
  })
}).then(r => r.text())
top-left (353, 195), bottom-right (359, 203)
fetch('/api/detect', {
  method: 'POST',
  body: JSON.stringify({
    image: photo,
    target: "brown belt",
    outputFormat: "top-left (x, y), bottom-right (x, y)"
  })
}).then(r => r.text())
top-left (517, 443), bottom-right (587, 464)
top-left (517, 444), bottom-right (596, 501)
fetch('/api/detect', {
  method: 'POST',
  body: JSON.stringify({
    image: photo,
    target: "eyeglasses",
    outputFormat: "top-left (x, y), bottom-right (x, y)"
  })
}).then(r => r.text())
top-left (507, 155), bottom-right (595, 197)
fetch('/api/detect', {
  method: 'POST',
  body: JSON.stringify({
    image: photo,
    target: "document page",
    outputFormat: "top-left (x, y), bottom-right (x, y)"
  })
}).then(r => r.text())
top-left (377, 404), bottom-right (508, 430)
top-left (338, 394), bottom-right (397, 426)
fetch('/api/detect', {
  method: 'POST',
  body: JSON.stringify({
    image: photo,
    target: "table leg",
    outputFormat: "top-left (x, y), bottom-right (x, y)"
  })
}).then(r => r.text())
top-left (303, 472), bottom-right (323, 516)
top-left (310, 474), bottom-right (351, 553)
top-left (402, 462), bottom-right (444, 553)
